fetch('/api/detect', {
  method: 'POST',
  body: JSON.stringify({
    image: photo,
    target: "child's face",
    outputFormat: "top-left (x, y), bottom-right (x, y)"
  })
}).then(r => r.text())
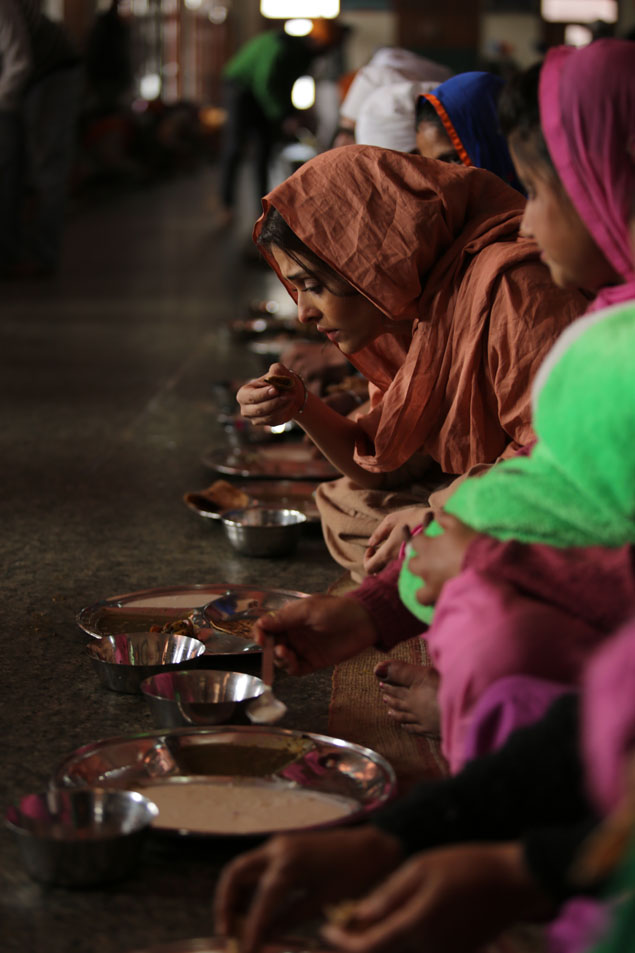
top-left (510, 138), bottom-right (620, 293)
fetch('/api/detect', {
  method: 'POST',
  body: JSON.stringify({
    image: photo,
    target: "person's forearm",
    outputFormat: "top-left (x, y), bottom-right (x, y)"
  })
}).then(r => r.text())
top-left (295, 391), bottom-right (385, 489)
top-left (353, 558), bottom-right (425, 649)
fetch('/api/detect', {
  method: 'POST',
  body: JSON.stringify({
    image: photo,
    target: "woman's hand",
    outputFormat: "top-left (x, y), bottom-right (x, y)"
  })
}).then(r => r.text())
top-left (408, 511), bottom-right (480, 606)
top-left (321, 842), bottom-right (555, 953)
top-left (364, 506), bottom-right (431, 575)
top-left (213, 827), bottom-right (403, 953)
top-left (236, 362), bottom-right (305, 427)
top-left (251, 594), bottom-right (379, 676)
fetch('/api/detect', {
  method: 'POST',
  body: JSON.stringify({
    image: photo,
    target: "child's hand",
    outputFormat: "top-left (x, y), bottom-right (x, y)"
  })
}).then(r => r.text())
top-left (321, 842), bottom-right (554, 953)
top-left (408, 511), bottom-right (480, 605)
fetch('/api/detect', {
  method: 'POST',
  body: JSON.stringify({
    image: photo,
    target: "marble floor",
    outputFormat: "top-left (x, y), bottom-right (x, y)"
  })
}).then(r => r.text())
top-left (0, 168), bottom-right (342, 952)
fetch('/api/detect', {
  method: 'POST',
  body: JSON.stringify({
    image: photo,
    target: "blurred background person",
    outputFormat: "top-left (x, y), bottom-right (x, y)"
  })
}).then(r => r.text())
top-left (0, 0), bottom-right (81, 279)
top-left (333, 46), bottom-right (451, 149)
top-left (0, 0), bottom-right (33, 277)
top-left (415, 71), bottom-right (524, 192)
top-left (355, 79), bottom-right (441, 153)
top-left (217, 18), bottom-right (341, 228)
top-left (84, 0), bottom-right (133, 115)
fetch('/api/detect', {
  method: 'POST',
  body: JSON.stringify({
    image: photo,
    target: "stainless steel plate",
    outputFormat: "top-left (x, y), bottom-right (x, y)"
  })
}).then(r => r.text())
top-left (183, 480), bottom-right (320, 523)
top-left (53, 725), bottom-right (396, 837)
top-left (202, 445), bottom-right (337, 481)
top-left (76, 584), bottom-right (309, 655)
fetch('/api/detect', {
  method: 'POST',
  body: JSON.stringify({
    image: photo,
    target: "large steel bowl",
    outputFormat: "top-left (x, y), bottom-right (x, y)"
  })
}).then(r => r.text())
top-left (140, 669), bottom-right (266, 728)
top-left (221, 507), bottom-right (307, 556)
top-left (89, 632), bottom-right (206, 694)
top-left (6, 788), bottom-right (158, 886)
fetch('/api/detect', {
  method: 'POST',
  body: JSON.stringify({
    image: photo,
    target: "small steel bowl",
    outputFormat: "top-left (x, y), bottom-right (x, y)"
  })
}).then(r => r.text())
top-left (6, 788), bottom-right (158, 887)
top-left (140, 669), bottom-right (266, 728)
top-left (221, 507), bottom-right (307, 557)
top-left (89, 632), bottom-right (206, 694)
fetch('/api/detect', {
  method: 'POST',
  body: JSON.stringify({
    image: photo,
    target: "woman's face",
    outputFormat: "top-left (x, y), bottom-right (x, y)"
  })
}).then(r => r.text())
top-left (415, 121), bottom-right (461, 164)
top-left (510, 139), bottom-right (621, 292)
top-left (271, 246), bottom-right (390, 354)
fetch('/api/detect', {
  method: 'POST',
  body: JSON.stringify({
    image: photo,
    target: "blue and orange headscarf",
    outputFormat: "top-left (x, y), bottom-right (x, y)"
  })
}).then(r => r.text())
top-left (420, 71), bottom-right (524, 193)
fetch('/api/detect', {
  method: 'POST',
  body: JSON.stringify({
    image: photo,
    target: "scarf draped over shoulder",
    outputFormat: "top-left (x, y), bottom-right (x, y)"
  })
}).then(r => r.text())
top-left (254, 146), bottom-right (585, 474)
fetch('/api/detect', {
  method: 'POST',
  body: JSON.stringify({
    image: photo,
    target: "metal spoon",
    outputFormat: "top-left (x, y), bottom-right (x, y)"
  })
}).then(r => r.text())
top-left (247, 634), bottom-right (287, 724)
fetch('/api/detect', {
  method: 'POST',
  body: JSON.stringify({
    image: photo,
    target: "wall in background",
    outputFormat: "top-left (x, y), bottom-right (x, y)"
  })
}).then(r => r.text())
top-left (338, 10), bottom-right (398, 69)
top-left (481, 12), bottom-right (543, 65)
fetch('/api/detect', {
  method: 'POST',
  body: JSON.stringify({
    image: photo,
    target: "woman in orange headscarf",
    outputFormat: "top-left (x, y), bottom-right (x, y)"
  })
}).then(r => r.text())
top-left (237, 145), bottom-right (587, 578)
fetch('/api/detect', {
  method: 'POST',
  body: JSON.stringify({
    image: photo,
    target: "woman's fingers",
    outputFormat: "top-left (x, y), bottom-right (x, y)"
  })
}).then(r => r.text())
top-left (365, 525), bottom-right (410, 574)
top-left (240, 860), bottom-right (303, 953)
top-left (367, 519), bottom-right (395, 549)
top-left (213, 849), bottom-right (268, 937)
top-left (214, 845), bottom-right (305, 953)
top-left (321, 861), bottom-right (427, 953)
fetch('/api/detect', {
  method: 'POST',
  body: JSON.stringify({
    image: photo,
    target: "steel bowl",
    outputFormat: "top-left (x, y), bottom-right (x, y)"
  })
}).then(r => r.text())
top-left (140, 669), bottom-right (266, 728)
top-left (221, 507), bottom-right (307, 557)
top-left (89, 632), bottom-right (206, 694)
top-left (6, 788), bottom-right (158, 886)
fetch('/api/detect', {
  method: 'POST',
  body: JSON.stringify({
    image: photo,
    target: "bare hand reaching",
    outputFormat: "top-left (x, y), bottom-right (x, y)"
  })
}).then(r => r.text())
top-left (213, 827), bottom-right (403, 953)
top-left (251, 594), bottom-right (379, 676)
top-left (321, 842), bottom-right (554, 953)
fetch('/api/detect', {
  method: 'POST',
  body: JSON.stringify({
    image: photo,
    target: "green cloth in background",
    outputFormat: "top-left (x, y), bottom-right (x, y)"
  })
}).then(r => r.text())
top-left (399, 302), bottom-right (635, 625)
top-left (223, 31), bottom-right (313, 123)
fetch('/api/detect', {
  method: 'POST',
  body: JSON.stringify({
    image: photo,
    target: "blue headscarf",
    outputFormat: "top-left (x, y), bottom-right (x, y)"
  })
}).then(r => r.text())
top-left (420, 71), bottom-right (524, 194)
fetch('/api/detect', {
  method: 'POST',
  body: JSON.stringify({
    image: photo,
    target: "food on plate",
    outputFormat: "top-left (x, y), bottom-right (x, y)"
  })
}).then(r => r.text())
top-left (175, 739), bottom-right (312, 777)
top-left (325, 900), bottom-right (362, 930)
top-left (133, 779), bottom-right (358, 834)
top-left (149, 617), bottom-right (196, 637)
top-left (264, 374), bottom-right (295, 392)
top-left (203, 480), bottom-right (252, 512)
top-left (211, 618), bottom-right (259, 640)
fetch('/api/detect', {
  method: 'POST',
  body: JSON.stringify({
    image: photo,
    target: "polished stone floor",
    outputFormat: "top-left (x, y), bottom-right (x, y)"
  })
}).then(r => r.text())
top-left (0, 169), bottom-right (341, 953)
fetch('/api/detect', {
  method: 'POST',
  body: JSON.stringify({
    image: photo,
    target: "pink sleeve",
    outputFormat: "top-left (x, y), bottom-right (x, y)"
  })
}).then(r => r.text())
top-left (464, 537), bottom-right (635, 634)
top-left (582, 617), bottom-right (635, 815)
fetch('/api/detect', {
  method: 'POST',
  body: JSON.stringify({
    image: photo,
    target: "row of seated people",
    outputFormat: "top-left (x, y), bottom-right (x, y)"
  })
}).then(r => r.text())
top-left (217, 39), bottom-right (634, 953)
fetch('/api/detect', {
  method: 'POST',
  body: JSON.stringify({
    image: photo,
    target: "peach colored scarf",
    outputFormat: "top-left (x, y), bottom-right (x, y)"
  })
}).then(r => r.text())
top-left (254, 146), bottom-right (586, 474)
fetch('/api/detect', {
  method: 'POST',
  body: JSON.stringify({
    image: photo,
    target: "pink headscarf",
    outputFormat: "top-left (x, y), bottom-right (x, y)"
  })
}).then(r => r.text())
top-left (539, 39), bottom-right (635, 312)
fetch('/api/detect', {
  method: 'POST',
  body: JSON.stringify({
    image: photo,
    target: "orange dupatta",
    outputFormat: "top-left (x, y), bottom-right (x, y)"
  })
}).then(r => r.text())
top-left (254, 146), bottom-right (586, 474)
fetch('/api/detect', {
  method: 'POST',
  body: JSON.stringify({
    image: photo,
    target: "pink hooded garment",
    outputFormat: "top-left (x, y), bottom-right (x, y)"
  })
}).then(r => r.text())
top-left (582, 617), bottom-right (635, 817)
top-left (422, 38), bottom-right (635, 774)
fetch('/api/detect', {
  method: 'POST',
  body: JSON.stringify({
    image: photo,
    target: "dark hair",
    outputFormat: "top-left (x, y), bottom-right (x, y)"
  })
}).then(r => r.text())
top-left (257, 207), bottom-right (356, 296)
top-left (497, 62), bottom-right (556, 174)
top-left (414, 95), bottom-right (445, 133)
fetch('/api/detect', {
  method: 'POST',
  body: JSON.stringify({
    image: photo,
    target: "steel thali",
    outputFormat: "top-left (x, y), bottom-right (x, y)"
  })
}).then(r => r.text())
top-left (77, 584), bottom-right (309, 656)
top-left (201, 445), bottom-right (337, 481)
top-left (53, 725), bottom-right (397, 838)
